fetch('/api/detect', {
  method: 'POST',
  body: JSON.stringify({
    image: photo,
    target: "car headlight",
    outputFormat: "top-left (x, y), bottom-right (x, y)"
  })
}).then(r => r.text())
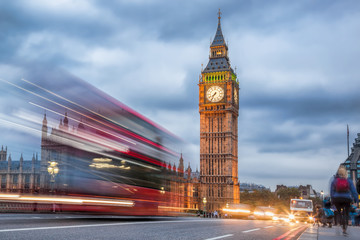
top-left (265, 212), bottom-right (274, 216)
top-left (289, 214), bottom-right (295, 220)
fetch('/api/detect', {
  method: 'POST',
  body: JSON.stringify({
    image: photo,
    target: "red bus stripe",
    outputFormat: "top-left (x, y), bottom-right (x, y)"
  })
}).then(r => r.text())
top-left (272, 225), bottom-right (306, 240)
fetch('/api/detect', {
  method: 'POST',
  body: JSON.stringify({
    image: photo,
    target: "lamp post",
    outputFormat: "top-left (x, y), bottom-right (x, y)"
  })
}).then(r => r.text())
top-left (47, 161), bottom-right (59, 193)
top-left (320, 190), bottom-right (324, 201)
top-left (203, 197), bottom-right (207, 218)
top-left (47, 160), bottom-right (59, 213)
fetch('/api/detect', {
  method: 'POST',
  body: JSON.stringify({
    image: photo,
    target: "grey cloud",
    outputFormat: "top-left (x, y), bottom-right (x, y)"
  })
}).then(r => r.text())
top-left (1, 0), bottom-right (360, 193)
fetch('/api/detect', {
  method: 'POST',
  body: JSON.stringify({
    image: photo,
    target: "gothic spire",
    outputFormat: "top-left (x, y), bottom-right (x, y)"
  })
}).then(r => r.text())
top-left (202, 9), bottom-right (234, 75)
top-left (42, 113), bottom-right (48, 141)
top-left (211, 9), bottom-right (226, 47)
top-left (178, 153), bottom-right (184, 170)
top-left (43, 113), bottom-right (47, 125)
top-left (63, 112), bottom-right (69, 130)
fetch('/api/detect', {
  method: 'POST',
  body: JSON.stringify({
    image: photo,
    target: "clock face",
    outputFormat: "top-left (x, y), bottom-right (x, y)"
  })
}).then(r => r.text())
top-left (234, 91), bottom-right (238, 103)
top-left (206, 86), bottom-right (224, 102)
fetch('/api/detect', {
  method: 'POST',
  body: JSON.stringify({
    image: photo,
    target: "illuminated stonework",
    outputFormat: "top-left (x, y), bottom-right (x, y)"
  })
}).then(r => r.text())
top-left (199, 11), bottom-right (240, 212)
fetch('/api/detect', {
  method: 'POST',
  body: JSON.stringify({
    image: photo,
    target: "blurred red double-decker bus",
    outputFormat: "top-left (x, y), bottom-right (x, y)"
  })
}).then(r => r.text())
top-left (0, 75), bottom-right (185, 216)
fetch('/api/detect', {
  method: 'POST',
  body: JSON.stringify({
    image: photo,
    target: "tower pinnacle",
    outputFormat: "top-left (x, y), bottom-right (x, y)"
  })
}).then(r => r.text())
top-left (211, 9), bottom-right (225, 47)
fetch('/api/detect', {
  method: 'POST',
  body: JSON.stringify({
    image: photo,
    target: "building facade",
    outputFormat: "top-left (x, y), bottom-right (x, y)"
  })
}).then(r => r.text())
top-left (275, 184), bottom-right (318, 199)
top-left (343, 133), bottom-right (360, 184)
top-left (199, 11), bottom-right (240, 211)
top-left (0, 146), bottom-right (40, 193)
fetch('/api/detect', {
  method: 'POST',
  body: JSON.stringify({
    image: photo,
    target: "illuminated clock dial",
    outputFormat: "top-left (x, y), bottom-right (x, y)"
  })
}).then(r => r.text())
top-left (234, 90), bottom-right (238, 103)
top-left (206, 86), bottom-right (224, 102)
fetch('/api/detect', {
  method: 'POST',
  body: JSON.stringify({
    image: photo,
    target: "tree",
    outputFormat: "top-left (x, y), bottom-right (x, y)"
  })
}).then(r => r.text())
top-left (240, 189), bottom-right (277, 208)
top-left (276, 187), bottom-right (300, 201)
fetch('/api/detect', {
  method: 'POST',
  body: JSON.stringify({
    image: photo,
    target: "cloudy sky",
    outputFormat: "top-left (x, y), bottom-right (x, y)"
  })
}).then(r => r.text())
top-left (1, 0), bottom-right (360, 193)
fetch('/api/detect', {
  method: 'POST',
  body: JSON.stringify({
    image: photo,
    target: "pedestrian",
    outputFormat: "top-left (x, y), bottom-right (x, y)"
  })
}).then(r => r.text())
top-left (355, 207), bottom-right (360, 226)
top-left (331, 205), bottom-right (339, 226)
top-left (214, 210), bottom-right (218, 218)
top-left (322, 197), bottom-right (334, 227)
top-left (313, 205), bottom-right (322, 226)
top-left (350, 203), bottom-right (357, 226)
top-left (330, 165), bottom-right (359, 235)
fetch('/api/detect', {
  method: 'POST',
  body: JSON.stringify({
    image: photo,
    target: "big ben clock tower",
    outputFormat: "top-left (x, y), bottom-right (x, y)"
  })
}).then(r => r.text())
top-left (199, 10), bottom-right (239, 211)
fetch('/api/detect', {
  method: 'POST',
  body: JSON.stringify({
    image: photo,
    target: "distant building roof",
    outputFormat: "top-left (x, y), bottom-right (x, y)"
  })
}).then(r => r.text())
top-left (240, 183), bottom-right (269, 192)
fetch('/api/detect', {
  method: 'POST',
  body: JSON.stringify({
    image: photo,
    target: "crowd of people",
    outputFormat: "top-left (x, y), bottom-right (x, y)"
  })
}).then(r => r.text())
top-left (197, 210), bottom-right (221, 218)
top-left (314, 165), bottom-right (360, 235)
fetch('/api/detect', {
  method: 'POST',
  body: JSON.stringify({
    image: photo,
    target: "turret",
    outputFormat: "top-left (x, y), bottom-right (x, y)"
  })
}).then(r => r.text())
top-left (178, 153), bottom-right (184, 177)
top-left (32, 154), bottom-right (36, 172)
top-left (59, 118), bottom-right (63, 130)
top-left (77, 118), bottom-right (85, 132)
top-left (167, 162), bottom-right (172, 172)
top-left (0, 145), bottom-right (7, 161)
top-left (41, 114), bottom-right (48, 142)
top-left (63, 112), bottom-right (69, 130)
top-left (7, 154), bottom-right (12, 170)
top-left (20, 153), bottom-right (23, 172)
top-left (187, 162), bottom-right (192, 179)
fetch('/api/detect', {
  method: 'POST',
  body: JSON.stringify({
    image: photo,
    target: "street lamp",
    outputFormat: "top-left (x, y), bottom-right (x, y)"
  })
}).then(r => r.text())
top-left (47, 161), bottom-right (59, 193)
top-left (203, 197), bottom-right (207, 217)
top-left (320, 190), bottom-right (324, 201)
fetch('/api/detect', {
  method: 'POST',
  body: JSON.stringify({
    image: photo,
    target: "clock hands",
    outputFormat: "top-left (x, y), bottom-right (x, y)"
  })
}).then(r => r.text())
top-left (206, 86), bottom-right (223, 102)
top-left (210, 92), bottom-right (217, 101)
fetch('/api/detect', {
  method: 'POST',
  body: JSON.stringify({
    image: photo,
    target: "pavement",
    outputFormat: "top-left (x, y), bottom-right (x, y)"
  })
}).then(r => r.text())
top-left (299, 224), bottom-right (360, 240)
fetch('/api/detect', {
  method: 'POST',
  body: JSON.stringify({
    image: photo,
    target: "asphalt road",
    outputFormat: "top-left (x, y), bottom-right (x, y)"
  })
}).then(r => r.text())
top-left (0, 214), bottom-right (309, 240)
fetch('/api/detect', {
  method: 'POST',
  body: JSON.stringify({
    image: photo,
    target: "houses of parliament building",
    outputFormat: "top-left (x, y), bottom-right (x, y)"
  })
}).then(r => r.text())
top-left (0, 11), bottom-right (240, 212)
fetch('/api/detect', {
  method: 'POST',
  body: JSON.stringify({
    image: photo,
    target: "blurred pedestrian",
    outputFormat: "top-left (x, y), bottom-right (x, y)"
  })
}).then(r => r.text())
top-left (330, 165), bottom-right (359, 234)
top-left (331, 205), bottom-right (339, 226)
top-left (322, 197), bottom-right (334, 227)
top-left (313, 205), bottom-right (322, 226)
top-left (350, 203), bottom-right (357, 226)
top-left (355, 207), bottom-right (360, 226)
